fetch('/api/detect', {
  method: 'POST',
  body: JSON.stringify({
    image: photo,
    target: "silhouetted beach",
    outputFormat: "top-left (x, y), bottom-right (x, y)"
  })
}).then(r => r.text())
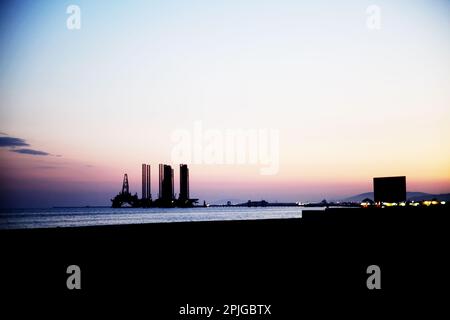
top-left (1, 206), bottom-right (447, 316)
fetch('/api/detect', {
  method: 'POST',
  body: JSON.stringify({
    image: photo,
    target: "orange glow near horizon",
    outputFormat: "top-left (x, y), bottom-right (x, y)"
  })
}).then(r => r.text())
top-left (1, 147), bottom-right (449, 207)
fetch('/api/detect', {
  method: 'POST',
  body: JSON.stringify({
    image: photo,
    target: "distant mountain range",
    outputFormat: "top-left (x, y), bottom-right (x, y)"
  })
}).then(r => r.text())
top-left (210, 192), bottom-right (450, 206)
top-left (340, 192), bottom-right (450, 203)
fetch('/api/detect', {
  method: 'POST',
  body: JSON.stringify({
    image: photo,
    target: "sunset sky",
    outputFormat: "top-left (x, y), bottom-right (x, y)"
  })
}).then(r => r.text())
top-left (1, 0), bottom-right (449, 207)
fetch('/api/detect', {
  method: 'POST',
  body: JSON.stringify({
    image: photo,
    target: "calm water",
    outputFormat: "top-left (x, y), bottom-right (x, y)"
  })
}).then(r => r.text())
top-left (0, 206), bottom-right (326, 230)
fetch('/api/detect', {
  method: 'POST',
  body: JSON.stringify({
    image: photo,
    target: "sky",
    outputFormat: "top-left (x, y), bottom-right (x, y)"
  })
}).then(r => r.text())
top-left (0, 0), bottom-right (449, 207)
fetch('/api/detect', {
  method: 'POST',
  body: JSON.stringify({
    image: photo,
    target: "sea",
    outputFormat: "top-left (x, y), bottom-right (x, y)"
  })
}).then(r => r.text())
top-left (0, 206), bottom-right (325, 230)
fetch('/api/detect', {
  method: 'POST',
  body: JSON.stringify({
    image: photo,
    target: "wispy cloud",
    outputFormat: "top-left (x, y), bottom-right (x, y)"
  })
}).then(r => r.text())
top-left (10, 148), bottom-right (50, 156)
top-left (0, 132), bottom-right (58, 157)
top-left (0, 136), bottom-right (30, 147)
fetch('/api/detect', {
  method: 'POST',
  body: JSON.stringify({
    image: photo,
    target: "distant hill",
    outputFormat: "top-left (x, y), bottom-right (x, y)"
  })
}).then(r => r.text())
top-left (408, 193), bottom-right (450, 202)
top-left (340, 192), bottom-right (374, 203)
top-left (340, 192), bottom-right (450, 203)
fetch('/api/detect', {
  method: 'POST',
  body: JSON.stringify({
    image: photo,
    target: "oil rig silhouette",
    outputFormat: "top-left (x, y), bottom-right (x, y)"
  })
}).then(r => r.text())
top-left (111, 164), bottom-right (198, 208)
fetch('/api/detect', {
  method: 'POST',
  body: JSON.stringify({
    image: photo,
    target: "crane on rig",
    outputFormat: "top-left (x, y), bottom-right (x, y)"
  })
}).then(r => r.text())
top-left (111, 174), bottom-right (139, 208)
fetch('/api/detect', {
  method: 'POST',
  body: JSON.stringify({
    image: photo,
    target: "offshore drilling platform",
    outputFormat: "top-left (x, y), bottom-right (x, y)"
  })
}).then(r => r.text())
top-left (111, 164), bottom-right (198, 208)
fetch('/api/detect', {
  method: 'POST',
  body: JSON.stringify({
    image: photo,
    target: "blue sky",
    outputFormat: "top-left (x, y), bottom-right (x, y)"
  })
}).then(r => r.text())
top-left (0, 0), bottom-right (449, 207)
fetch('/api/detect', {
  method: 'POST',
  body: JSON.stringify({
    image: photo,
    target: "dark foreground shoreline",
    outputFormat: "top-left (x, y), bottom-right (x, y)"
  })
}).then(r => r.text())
top-left (1, 206), bottom-right (448, 316)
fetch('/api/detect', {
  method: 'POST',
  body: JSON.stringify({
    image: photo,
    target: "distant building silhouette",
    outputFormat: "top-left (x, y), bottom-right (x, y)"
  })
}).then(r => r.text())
top-left (159, 164), bottom-right (174, 201)
top-left (373, 176), bottom-right (406, 203)
top-left (142, 164), bottom-right (151, 200)
top-left (179, 164), bottom-right (189, 201)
